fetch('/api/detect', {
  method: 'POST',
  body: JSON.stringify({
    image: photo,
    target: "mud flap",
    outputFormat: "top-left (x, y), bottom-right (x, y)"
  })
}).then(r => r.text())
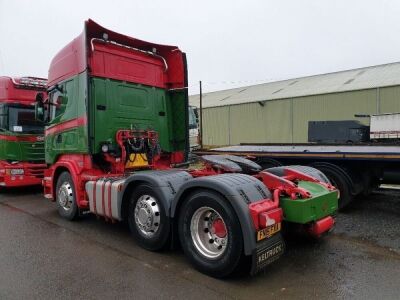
top-left (250, 233), bottom-right (285, 275)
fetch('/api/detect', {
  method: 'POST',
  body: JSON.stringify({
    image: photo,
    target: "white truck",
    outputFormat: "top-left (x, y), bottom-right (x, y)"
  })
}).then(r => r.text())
top-left (370, 113), bottom-right (400, 140)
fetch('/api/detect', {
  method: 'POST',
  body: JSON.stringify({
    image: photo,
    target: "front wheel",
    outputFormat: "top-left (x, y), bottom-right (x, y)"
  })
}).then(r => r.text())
top-left (56, 171), bottom-right (79, 220)
top-left (178, 189), bottom-right (244, 278)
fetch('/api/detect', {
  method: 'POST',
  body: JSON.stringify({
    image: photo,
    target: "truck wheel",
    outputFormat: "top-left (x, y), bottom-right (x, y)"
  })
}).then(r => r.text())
top-left (178, 189), bottom-right (243, 278)
top-left (56, 171), bottom-right (79, 220)
top-left (128, 184), bottom-right (169, 251)
top-left (310, 164), bottom-right (353, 210)
top-left (287, 165), bottom-right (331, 184)
top-left (316, 168), bottom-right (352, 210)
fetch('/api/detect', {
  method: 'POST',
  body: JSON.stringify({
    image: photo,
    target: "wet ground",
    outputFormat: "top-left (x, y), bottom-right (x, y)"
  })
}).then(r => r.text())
top-left (0, 187), bottom-right (399, 300)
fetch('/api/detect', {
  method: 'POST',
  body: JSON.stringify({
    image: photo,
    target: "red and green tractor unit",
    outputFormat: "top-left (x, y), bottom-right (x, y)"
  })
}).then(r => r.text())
top-left (0, 76), bottom-right (46, 187)
top-left (35, 20), bottom-right (338, 277)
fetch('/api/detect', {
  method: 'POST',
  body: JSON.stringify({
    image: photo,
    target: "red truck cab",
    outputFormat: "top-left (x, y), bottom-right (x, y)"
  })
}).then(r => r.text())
top-left (0, 77), bottom-right (47, 187)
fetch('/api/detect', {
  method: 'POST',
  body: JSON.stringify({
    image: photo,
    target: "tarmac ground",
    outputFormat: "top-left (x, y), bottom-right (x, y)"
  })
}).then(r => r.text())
top-left (0, 186), bottom-right (399, 299)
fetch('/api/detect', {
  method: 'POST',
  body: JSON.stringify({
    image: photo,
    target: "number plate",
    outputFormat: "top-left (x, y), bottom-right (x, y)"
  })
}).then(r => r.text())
top-left (256, 222), bottom-right (281, 242)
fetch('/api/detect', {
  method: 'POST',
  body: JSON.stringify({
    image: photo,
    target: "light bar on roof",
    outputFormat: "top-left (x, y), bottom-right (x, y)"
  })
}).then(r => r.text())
top-left (12, 77), bottom-right (47, 89)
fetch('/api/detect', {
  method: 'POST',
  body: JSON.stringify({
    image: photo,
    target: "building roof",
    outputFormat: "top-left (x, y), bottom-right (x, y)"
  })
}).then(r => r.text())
top-left (190, 62), bottom-right (400, 108)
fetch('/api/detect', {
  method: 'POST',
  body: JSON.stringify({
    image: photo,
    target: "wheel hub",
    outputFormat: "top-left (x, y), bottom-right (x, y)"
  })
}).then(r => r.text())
top-left (57, 182), bottom-right (73, 211)
top-left (190, 207), bottom-right (228, 259)
top-left (134, 195), bottom-right (160, 237)
top-left (211, 218), bottom-right (227, 238)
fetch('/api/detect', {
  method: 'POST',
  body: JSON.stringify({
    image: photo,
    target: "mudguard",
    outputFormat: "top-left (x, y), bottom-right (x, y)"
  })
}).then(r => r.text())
top-left (171, 173), bottom-right (271, 255)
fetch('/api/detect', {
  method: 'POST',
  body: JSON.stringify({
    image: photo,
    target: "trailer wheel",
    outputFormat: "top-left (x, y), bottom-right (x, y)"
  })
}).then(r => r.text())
top-left (128, 184), bottom-right (169, 251)
top-left (310, 164), bottom-right (353, 210)
top-left (178, 189), bottom-right (243, 278)
top-left (56, 171), bottom-right (79, 220)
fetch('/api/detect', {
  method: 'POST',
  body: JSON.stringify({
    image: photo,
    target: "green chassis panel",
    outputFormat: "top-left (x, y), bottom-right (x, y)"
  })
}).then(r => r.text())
top-left (280, 181), bottom-right (338, 224)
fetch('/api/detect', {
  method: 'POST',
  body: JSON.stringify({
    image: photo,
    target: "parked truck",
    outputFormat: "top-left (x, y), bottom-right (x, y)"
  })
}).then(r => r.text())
top-left (370, 113), bottom-right (400, 141)
top-left (35, 20), bottom-right (338, 277)
top-left (0, 76), bottom-right (46, 187)
top-left (308, 114), bottom-right (400, 143)
top-left (308, 120), bottom-right (369, 144)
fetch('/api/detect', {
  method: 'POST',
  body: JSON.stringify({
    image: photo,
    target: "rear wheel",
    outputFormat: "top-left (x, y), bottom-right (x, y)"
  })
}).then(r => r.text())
top-left (178, 190), bottom-right (243, 278)
top-left (56, 171), bottom-right (79, 220)
top-left (128, 184), bottom-right (169, 251)
top-left (314, 167), bottom-right (352, 210)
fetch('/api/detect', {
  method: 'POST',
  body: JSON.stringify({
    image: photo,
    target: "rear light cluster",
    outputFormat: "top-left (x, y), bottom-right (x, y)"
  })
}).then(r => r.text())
top-left (249, 200), bottom-right (283, 230)
top-left (259, 208), bottom-right (283, 228)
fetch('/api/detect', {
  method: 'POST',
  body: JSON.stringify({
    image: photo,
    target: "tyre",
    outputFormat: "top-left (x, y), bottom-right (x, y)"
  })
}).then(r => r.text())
top-left (265, 165), bottom-right (331, 184)
top-left (128, 184), bottom-right (170, 251)
top-left (257, 158), bottom-right (282, 169)
top-left (314, 167), bottom-right (352, 210)
top-left (286, 165), bottom-right (331, 184)
top-left (178, 189), bottom-right (244, 278)
top-left (56, 171), bottom-right (79, 220)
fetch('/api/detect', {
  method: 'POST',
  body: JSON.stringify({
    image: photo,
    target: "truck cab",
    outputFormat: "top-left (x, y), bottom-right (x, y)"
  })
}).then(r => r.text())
top-left (0, 77), bottom-right (46, 187)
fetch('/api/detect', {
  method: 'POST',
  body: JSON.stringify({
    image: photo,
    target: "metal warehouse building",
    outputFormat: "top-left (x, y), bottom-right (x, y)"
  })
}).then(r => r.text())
top-left (190, 62), bottom-right (400, 147)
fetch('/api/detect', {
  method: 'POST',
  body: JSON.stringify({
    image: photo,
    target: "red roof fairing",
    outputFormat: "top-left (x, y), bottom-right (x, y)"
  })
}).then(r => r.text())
top-left (48, 19), bottom-right (186, 89)
top-left (0, 77), bottom-right (47, 104)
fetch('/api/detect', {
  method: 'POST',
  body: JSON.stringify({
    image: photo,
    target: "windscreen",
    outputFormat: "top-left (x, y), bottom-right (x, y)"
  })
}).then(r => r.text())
top-left (8, 106), bottom-right (43, 134)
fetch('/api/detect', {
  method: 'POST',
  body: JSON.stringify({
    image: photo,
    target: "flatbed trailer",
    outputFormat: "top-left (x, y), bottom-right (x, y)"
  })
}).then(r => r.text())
top-left (195, 143), bottom-right (400, 208)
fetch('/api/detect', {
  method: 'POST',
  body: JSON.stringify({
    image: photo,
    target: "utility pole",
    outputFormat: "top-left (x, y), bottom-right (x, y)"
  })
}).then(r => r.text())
top-left (199, 80), bottom-right (203, 149)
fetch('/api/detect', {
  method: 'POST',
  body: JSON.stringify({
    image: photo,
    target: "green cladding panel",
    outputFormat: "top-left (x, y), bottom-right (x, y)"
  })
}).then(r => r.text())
top-left (379, 86), bottom-right (400, 113)
top-left (90, 77), bottom-right (186, 154)
top-left (199, 87), bottom-right (396, 146)
top-left (0, 137), bottom-right (44, 162)
top-left (292, 89), bottom-right (377, 143)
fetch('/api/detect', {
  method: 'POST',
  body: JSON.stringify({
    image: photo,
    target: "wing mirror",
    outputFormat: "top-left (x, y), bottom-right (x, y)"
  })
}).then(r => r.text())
top-left (35, 92), bottom-right (48, 123)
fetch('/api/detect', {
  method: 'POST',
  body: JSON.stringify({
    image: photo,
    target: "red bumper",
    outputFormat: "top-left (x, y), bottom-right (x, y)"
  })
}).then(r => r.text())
top-left (0, 161), bottom-right (46, 187)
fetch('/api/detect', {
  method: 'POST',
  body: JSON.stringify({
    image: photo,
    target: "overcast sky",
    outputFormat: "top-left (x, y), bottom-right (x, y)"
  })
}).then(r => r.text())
top-left (1, 0), bottom-right (400, 95)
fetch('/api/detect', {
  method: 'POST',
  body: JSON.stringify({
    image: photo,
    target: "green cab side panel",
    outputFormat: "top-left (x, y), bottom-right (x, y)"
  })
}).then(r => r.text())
top-left (45, 73), bottom-right (89, 164)
top-left (90, 77), bottom-right (186, 154)
top-left (45, 126), bottom-right (88, 164)
top-left (280, 181), bottom-right (338, 224)
top-left (0, 137), bottom-right (44, 162)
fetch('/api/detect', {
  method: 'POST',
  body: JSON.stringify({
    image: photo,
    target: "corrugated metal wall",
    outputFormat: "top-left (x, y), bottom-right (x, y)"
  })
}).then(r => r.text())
top-left (202, 100), bottom-right (292, 146)
top-left (292, 89), bottom-right (377, 142)
top-left (380, 86), bottom-right (400, 113)
top-left (202, 86), bottom-right (400, 146)
top-left (202, 106), bottom-right (229, 146)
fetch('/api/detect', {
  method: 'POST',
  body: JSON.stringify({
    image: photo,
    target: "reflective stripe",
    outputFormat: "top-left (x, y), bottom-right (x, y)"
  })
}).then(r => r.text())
top-left (45, 116), bottom-right (87, 136)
